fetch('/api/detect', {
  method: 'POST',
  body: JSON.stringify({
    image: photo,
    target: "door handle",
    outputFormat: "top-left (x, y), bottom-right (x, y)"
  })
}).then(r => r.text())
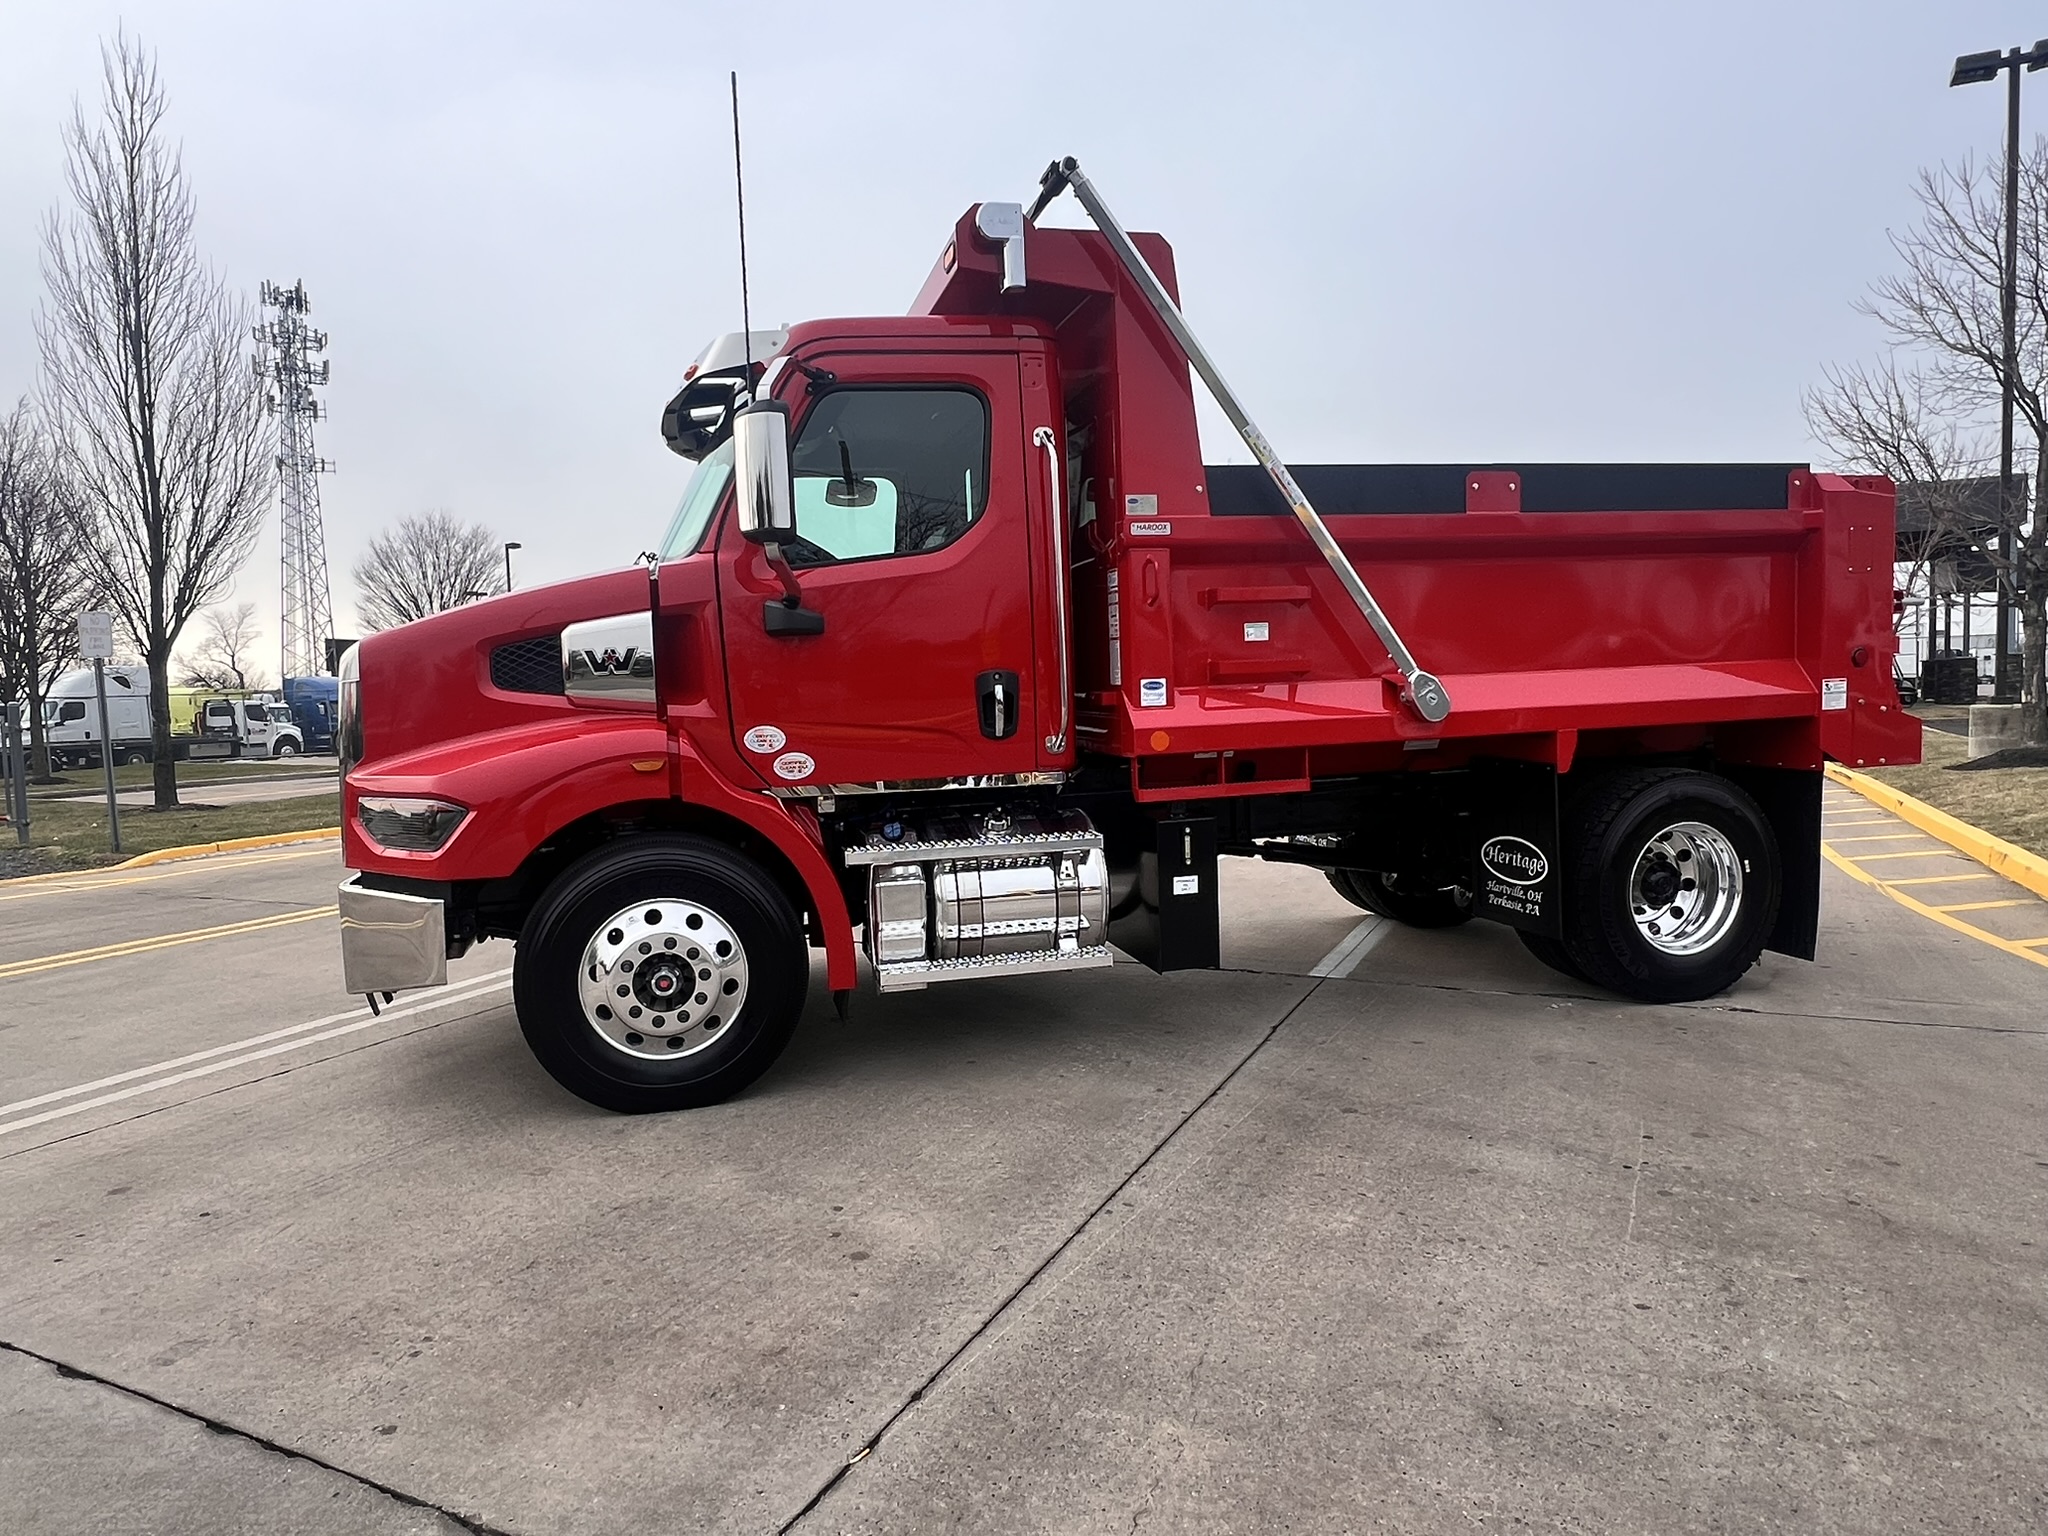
top-left (976, 669), bottom-right (1020, 740)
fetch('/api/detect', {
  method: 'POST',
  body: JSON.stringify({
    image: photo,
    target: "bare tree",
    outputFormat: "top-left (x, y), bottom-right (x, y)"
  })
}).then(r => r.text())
top-left (1803, 357), bottom-right (1993, 648)
top-left (0, 400), bottom-right (96, 780)
top-left (1856, 148), bottom-right (2048, 741)
top-left (177, 599), bottom-right (266, 690)
top-left (353, 510), bottom-right (505, 631)
top-left (37, 35), bottom-right (273, 808)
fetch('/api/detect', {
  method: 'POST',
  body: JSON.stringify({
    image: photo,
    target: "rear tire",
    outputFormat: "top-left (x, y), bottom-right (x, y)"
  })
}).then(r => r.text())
top-left (1517, 929), bottom-right (1589, 983)
top-left (1326, 867), bottom-right (1472, 928)
top-left (1560, 769), bottom-right (1778, 1003)
top-left (514, 835), bottom-right (808, 1113)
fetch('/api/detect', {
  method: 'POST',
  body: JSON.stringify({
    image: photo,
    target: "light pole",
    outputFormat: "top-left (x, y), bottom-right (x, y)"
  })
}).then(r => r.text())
top-left (504, 541), bottom-right (522, 592)
top-left (1951, 42), bottom-right (2048, 700)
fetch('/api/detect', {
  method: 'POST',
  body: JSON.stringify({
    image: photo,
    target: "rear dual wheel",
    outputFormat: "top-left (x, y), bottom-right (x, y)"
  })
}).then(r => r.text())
top-left (514, 835), bottom-right (807, 1113)
top-left (1326, 867), bottom-right (1472, 928)
top-left (1554, 769), bottom-right (1778, 1003)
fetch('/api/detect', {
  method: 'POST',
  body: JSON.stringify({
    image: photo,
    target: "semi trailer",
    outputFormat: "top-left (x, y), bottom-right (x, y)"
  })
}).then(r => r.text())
top-left (337, 158), bottom-right (1920, 1114)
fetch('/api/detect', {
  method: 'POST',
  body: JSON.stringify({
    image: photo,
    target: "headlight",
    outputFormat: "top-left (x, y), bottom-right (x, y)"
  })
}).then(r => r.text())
top-left (338, 643), bottom-right (363, 777)
top-left (357, 797), bottom-right (469, 853)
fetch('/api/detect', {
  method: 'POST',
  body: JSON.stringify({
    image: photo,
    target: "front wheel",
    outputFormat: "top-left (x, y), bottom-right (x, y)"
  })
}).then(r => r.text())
top-left (514, 835), bottom-right (808, 1112)
top-left (1326, 868), bottom-right (1473, 928)
top-left (1561, 769), bottom-right (1779, 1003)
top-left (119, 749), bottom-right (149, 767)
top-left (274, 740), bottom-right (298, 758)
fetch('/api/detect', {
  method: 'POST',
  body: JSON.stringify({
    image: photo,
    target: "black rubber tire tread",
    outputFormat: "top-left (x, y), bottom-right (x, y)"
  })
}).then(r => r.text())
top-left (514, 834), bottom-right (807, 1113)
top-left (1516, 928), bottom-right (1589, 983)
top-left (1325, 867), bottom-right (1392, 917)
top-left (1560, 767), bottom-right (1779, 1004)
top-left (1328, 867), bottom-right (1472, 929)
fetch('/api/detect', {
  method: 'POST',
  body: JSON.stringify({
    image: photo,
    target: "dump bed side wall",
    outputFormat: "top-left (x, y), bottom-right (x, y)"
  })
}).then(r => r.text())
top-left (1072, 468), bottom-right (1918, 780)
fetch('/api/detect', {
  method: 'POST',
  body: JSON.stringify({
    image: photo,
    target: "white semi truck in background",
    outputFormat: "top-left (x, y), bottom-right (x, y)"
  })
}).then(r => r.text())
top-left (41, 668), bottom-right (304, 769)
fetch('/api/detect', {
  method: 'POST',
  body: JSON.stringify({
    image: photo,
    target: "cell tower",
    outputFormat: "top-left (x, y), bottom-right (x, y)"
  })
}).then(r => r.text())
top-left (256, 279), bottom-right (334, 679)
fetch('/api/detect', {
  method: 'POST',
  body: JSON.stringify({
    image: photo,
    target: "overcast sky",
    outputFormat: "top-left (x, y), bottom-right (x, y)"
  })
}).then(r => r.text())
top-left (0, 1), bottom-right (2041, 665)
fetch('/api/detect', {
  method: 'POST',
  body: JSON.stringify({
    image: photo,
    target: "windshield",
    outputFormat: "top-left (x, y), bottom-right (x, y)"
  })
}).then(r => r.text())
top-left (658, 439), bottom-right (735, 560)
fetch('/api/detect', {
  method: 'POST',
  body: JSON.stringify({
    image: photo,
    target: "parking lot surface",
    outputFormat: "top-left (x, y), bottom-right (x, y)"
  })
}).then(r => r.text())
top-left (1, 799), bottom-right (2043, 1534)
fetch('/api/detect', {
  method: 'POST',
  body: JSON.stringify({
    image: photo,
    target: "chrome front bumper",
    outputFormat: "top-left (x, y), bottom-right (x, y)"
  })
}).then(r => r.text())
top-left (338, 875), bottom-right (448, 995)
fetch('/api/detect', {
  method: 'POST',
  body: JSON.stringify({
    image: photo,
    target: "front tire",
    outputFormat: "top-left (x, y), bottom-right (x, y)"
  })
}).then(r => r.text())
top-left (1561, 769), bottom-right (1778, 1003)
top-left (514, 835), bottom-right (808, 1113)
top-left (274, 740), bottom-right (298, 758)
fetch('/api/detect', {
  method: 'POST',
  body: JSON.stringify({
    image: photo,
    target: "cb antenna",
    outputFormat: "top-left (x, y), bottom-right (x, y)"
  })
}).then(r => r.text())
top-left (731, 71), bottom-right (753, 385)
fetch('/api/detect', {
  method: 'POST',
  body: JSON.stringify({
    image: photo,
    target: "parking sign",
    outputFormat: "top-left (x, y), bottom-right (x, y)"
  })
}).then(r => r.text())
top-left (77, 610), bottom-right (115, 660)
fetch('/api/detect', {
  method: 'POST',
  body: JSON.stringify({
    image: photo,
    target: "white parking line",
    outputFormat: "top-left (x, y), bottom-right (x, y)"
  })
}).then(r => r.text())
top-left (0, 969), bottom-right (513, 1137)
top-left (1310, 917), bottom-right (1389, 978)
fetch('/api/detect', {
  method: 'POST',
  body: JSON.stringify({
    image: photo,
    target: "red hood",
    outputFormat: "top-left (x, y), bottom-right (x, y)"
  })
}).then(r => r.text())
top-left (354, 566), bottom-right (653, 769)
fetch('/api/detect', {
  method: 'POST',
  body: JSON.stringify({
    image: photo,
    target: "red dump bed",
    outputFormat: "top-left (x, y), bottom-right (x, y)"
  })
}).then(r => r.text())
top-left (915, 211), bottom-right (1919, 796)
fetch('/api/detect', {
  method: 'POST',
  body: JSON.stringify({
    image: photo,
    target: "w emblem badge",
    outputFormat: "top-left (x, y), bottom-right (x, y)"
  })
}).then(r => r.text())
top-left (561, 613), bottom-right (657, 703)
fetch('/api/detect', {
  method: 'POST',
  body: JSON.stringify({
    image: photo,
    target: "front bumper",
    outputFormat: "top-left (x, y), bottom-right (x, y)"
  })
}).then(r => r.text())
top-left (339, 875), bottom-right (448, 995)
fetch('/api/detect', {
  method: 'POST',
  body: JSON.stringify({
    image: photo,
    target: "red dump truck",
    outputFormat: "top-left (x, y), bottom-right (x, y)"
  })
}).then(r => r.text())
top-left (337, 158), bottom-right (1920, 1113)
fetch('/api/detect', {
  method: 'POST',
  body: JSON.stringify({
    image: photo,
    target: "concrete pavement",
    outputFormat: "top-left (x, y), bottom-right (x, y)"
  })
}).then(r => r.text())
top-left (0, 835), bottom-right (2042, 1533)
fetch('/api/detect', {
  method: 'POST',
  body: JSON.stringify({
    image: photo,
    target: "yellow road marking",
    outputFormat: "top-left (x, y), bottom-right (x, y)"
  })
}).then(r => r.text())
top-left (1827, 834), bottom-right (1934, 844)
top-left (2018, 937), bottom-right (2048, 948)
top-left (1886, 873), bottom-right (1995, 886)
top-left (1933, 899), bottom-right (2035, 913)
top-left (1835, 849), bottom-right (1968, 863)
top-left (0, 846), bottom-right (330, 905)
top-left (1824, 847), bottom-right (2048, 972)
top-left (0, 905), bottom-right (336, 981)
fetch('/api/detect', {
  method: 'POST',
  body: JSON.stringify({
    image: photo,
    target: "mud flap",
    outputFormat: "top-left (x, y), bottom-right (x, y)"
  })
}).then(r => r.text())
top-left (1722, 765), bottom-right (1821, 961)
top-left (1108, 813), bottom-right (1221, 973)
top-left (1467, 759), bottom-right (1564, 939)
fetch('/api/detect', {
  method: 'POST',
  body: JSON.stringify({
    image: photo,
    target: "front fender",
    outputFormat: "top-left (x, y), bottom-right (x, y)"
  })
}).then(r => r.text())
top-left (344, 716), bottom-right (858, 990)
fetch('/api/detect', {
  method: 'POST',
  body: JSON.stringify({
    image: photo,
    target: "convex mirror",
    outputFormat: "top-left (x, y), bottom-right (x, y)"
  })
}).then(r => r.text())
top-left (733, 399), bottom-right (796, 544)
top-left (660, 369), bottom-right (748, 461)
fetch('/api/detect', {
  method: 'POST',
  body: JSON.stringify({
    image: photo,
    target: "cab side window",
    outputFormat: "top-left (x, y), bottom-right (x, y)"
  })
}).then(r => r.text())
top-left (787, 389), bottom-right (988, 565)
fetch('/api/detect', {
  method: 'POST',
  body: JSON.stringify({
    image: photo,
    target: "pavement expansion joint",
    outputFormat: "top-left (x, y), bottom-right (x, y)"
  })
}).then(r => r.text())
top-left (0, 1337), bottom-right (514, 1536)
top-left (1680, 999), bottom-right (2046, 1036)
top-left (775, 980), bottom-right (1332, 1534)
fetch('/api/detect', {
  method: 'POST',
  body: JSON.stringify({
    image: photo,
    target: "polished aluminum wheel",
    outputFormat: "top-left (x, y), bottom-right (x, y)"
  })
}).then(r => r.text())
top-left (1628, 820), bottom-right (1743, 956)
top-left (576, 899), bottom-right (749, 1060)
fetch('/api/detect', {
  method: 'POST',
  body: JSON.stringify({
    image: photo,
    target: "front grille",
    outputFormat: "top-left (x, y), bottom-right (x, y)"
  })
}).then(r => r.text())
top-left (490, 635), bottom-right (565, 695)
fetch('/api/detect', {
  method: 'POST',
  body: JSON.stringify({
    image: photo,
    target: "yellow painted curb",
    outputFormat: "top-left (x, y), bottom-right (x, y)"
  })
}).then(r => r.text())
top-left (0, 826), bottom-right (341, 885)
top-left (1825, 763), bottom-right (2048, 902)
top-left (114, 827), bottom-right (341, 870)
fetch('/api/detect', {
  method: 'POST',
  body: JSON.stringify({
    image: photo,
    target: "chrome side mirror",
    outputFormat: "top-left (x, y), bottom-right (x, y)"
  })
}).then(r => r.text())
top-left (733, 399), bottom-right (796, 545)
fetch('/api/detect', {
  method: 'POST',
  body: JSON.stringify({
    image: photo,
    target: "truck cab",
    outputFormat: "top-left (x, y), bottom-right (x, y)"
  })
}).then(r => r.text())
top-left (336, 165), bottom-right (1920, 1116)
top-left (195, 695), bottom-right (304, 758)
top-left (43, 667), bottom-right (152, 769)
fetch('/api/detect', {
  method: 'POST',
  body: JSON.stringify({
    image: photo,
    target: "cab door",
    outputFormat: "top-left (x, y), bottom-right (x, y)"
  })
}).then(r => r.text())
top-left (717, 346), bottom-right (1045, 789)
